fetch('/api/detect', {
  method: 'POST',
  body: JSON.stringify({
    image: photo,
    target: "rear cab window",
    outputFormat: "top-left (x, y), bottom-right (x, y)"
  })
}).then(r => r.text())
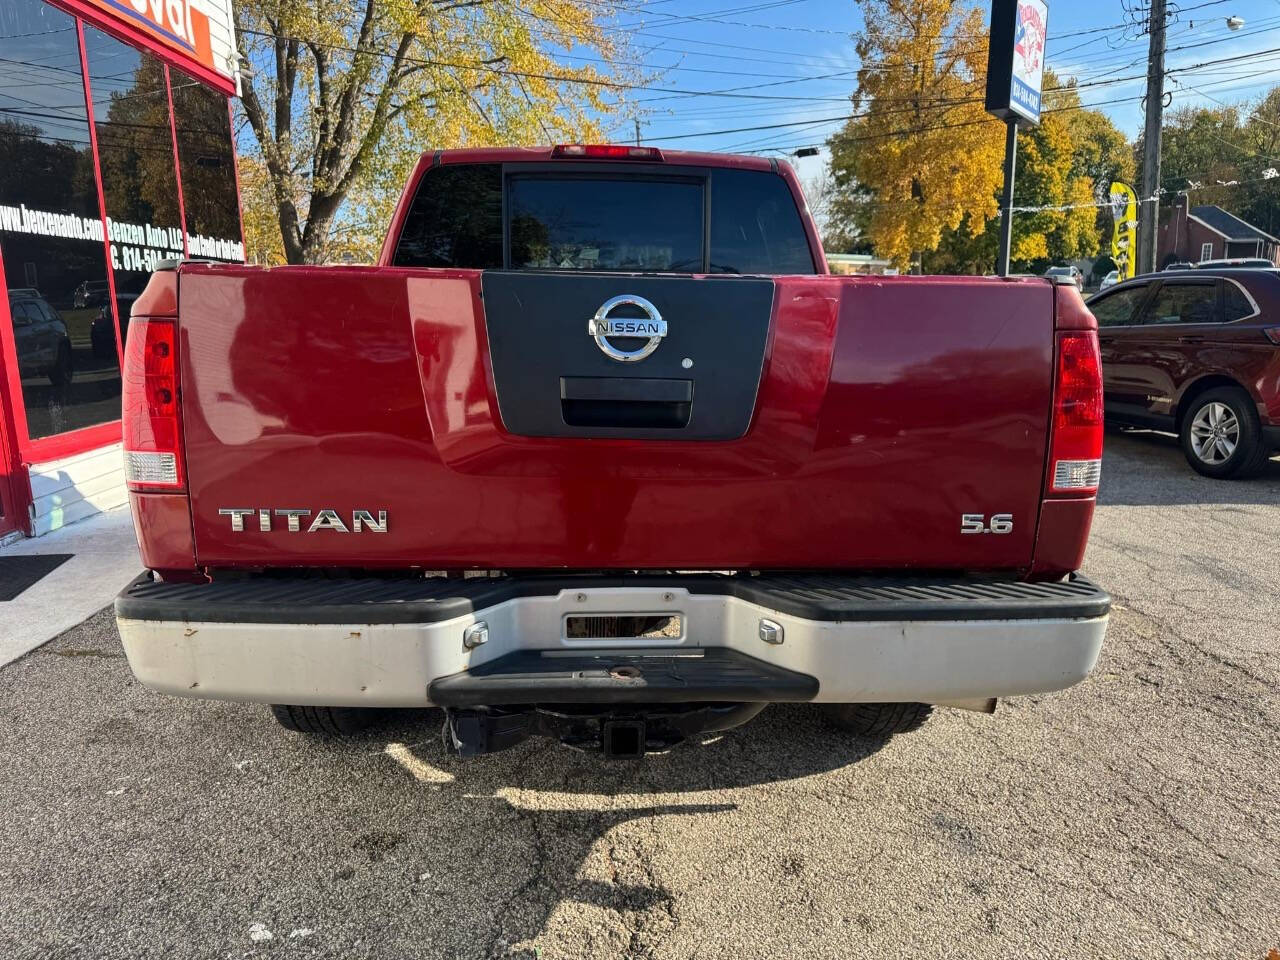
top-left (392, 164), bottom-right (503, 269)
top-left (508, 176), bottom-right (703, 272)
top-left (392, 161), bottom-right (816, 275)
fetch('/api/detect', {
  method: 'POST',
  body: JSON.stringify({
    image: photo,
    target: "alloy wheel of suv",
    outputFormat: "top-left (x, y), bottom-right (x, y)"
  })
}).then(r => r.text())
top-left (1179, 386), bottom-right (1269, 479)
top-left (1189, 402), bottom-right (1238, 464)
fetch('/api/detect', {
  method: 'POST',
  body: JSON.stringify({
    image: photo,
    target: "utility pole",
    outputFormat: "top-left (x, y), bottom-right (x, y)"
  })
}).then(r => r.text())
top-left (1137, 0), bottom-right (1167, 274)
top-left (996, 120), bottom-right (1018, 276)
top-left (634, 118), bottom-right (641, 146)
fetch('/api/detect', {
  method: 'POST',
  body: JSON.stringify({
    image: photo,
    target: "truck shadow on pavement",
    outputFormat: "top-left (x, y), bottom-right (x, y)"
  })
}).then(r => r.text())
top-left (1098, 429), bottom-right (1280, 506)
top-left (286, 704), bottom-right (888, 957)
top-left (6, 614), bottom-right (898, 959)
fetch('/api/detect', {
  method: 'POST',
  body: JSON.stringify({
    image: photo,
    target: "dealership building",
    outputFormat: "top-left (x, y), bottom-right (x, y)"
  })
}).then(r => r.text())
top-left (0, 0), bottom-right (242, 539)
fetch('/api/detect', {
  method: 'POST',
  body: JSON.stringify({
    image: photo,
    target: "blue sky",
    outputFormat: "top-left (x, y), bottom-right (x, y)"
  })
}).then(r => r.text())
top-left (589, 0), bottom-right (1280, 184)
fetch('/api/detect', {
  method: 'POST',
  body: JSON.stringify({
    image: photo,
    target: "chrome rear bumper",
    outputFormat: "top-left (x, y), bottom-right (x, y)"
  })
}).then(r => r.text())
top-left (115, 573), bottom-right (1109, 707)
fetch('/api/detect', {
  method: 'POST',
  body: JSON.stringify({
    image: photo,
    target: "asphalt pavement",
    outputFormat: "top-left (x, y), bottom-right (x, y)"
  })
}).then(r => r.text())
top-left (1, 430), bottom-right (1277, 959)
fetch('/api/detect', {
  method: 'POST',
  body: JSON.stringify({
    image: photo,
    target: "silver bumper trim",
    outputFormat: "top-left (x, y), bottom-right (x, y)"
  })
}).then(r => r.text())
top-left (117, 585), bottom-right (1107, 707)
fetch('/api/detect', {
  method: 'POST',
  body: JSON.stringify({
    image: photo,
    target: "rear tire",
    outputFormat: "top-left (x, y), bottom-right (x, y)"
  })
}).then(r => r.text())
top-left (1179, 386), bottom-right (1268, 479)
top-left (821, 702), bottom-right (933, 737)
top-left (48, 344), bottom-right (72, 388)
top-left (270, 704), bottom-right (384, 735)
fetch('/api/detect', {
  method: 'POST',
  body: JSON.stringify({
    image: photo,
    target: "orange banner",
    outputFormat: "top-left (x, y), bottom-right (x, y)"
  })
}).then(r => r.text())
top-left (77, 0), bottom-right (236, 91)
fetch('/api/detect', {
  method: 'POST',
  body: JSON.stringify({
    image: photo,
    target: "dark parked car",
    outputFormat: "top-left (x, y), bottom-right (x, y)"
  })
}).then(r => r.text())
top-left (1087, 269), bottom-right (1280, 478)
top-left (90, 292), bottom-right (138, 359)
top-left (8, 289), bottom-right (72, 386)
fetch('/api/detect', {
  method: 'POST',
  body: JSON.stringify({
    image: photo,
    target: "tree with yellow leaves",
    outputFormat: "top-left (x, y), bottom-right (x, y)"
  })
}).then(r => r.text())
top-left (1005, 75), bottom-right (1102, 265)
top-left (924, 74), bottom-right (1114, 274)
top-left (826, 0), bottom-right (1005, 271)
top-left (234, 1), bottom-right (635, 263)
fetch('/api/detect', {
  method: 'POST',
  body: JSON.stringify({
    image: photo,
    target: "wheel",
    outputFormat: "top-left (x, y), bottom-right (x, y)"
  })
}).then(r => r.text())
top-left (270, 704), bottom-right (385, 735)
top-left (821, 702), bottom-right (933, 738)
top-left (48, 344), bottom-right (72, 388)
top-left (1180, 386), bottom-right (1268, 479)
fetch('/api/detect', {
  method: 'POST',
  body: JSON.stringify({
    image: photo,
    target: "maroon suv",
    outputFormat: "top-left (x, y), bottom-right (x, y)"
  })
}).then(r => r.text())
top-left (1088, 269), bottom-right (1280, 478)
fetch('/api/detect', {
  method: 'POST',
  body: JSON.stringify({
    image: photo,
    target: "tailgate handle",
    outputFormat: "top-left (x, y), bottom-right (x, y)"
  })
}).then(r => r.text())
top-left (560, 377), bottom-right (692, 429)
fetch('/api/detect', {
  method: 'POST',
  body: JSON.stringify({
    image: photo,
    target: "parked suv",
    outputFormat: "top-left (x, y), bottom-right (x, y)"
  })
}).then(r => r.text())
top-left (1087, 269), bottom-right (1280, 478)
top-left (8, 289), bottom-right (73, 386)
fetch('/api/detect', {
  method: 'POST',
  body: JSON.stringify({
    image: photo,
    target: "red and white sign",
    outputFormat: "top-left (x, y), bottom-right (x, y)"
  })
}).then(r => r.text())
top-left (1009, 0), bottom-right (1048, 123)
top-left (1013, 1), bottom-right (1047, 82)
top-left (71, 0), bottom-right (238, 93)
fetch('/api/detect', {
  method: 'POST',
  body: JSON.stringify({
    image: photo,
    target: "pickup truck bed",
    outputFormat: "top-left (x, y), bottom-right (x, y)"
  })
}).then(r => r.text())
top-left (115, 146), bottom-right (1109, 756)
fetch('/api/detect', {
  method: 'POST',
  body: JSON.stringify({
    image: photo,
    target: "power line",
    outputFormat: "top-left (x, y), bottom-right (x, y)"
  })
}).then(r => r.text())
top-left (631, 17), bottom-right (1279, 129)
top-left (238, 27), bottom-right (860, 102)
top-left (724, 59), bottom-right (1280, 155)
top-left (646, 43), bottom-right (1280, 146)
top-left (238, 15), bottom-right (1280, 113)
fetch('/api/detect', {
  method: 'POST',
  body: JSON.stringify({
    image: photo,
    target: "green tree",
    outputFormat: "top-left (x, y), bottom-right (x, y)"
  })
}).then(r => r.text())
top-left (923, 75), bottom-right (1113, 273)
top-left (96, 54), bottom-right (181, 229)
top-left (233, 0), bottom-right (634, 263)
top-left (1142, 92), bottom-right (1280, 249)
top-left (1146, 104), bottom-right (1245, 212)
top-left (826, 0), bottom-right (1005, 271)
top-left (1056, 77), bottom-right (1134, 258)
top-left (1237, 87), bottom-right (1280, 236)
top-left (1005, 78), bottom-right (1099, 266)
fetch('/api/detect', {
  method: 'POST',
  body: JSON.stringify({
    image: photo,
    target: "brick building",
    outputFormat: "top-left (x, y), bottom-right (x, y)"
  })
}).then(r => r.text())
top-left (1157, 194), bottom-right (1279, 268)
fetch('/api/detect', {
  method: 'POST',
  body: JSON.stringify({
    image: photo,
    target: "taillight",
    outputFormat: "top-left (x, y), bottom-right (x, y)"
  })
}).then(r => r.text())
top-left (552, 144), bottom-right (663, 161)
top-left (1048, 330), bottom-right (1103, 495)
top-left (1263, 326), bottom-right (1280, 345)
top-left (122, 317), bottom-right (184, 490)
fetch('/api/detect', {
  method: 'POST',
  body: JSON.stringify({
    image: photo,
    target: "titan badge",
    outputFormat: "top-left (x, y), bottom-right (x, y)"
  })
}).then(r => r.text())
top-left (218, 508), bottom-right (388, 533)
top-left (588, 294), bottom-right (667, 362)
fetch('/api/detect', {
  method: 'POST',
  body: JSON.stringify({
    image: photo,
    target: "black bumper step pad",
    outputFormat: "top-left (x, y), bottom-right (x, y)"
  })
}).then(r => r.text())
top-left (116, 571), bottom-right (1109, 625)
top-left (428, 648), bottom-right (819, 707)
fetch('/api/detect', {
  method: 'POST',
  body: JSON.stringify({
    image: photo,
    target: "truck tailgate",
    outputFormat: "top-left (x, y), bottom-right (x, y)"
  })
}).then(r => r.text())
top-left (176, 265), bottom-right (1053, 571)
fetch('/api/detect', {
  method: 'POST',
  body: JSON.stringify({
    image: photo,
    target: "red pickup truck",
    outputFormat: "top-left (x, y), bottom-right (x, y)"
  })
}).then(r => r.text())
top-left (115, 145), bottom-right (1110, 758)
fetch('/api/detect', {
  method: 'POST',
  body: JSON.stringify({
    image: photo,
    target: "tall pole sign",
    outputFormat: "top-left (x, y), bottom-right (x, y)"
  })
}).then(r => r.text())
top-left (985, 0), bottom-right (1049, 276)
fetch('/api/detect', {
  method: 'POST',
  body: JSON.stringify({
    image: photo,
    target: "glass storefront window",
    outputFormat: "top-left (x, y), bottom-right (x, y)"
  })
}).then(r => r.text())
top-left (0, 0), bottom-right (120, 440)
top-left (84, 24), bottom-right (186, 358)
top-left (0, 4), bottom-right (237, 461)
top-left (170, 68), bottom-right (243, 262)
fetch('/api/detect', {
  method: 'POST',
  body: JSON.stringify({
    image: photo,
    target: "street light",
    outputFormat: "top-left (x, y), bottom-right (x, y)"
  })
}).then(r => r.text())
top-left (1226, 15), bottom-right (1244, 30)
